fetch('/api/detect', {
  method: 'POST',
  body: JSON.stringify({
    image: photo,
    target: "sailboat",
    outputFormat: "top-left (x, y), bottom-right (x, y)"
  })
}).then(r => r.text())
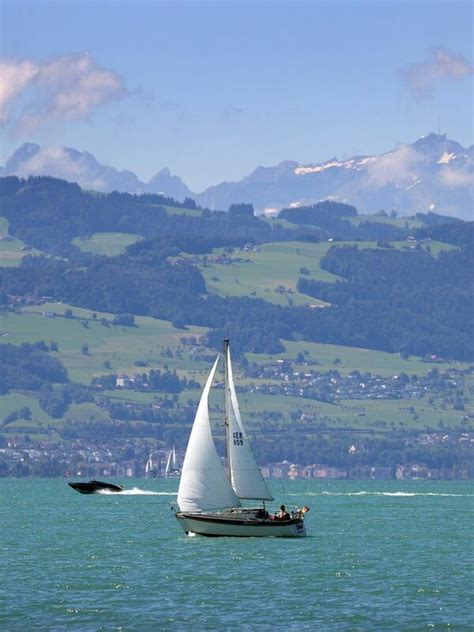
top-left (145, 453), bottom-right (156, 478)
top-left (173, 340), bottom-right (307, 537)
top-left (165, 446), bottom-right (181, 477)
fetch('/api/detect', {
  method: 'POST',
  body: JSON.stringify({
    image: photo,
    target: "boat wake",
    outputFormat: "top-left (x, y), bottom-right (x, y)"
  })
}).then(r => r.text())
top-left (98, 487), bottom-right (177, 496)
top-left (290, 491), bottom-right (470, 497)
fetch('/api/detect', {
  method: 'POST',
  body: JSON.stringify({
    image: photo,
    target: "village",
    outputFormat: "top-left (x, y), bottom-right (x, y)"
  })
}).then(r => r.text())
top-left (1, 432), bottom-right (472, 481)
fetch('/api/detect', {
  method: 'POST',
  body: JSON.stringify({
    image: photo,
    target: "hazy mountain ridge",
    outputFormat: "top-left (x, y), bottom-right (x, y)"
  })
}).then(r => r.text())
top-left (2, 133), bottom-right (472, 219)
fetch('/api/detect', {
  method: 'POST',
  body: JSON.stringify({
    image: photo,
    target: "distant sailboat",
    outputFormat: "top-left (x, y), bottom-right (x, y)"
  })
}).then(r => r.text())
top-left (165, 446), bottom-right (180, 478)
top-left (145, 453), bottom-right (156, 478)
top-left (173, 340), bottom-right (307, 537)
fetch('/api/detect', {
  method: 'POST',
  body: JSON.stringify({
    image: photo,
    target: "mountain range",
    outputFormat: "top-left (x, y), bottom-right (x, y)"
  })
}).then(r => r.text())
top-left (2, 133), bottom-right (472, 219)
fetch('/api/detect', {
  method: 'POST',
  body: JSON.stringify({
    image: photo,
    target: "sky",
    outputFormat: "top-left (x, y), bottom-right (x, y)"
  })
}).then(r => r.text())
top-left (0, 0), bottom-right (472, 191)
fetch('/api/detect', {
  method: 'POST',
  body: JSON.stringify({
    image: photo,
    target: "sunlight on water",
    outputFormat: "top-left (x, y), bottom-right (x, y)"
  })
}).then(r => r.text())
top-left (1, 478), bottom-right (472, 631)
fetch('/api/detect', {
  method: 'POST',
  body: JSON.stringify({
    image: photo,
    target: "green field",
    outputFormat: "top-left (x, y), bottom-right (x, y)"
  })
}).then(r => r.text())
top-left (347, 215), bottom-right (423, 229)
top-left (246, 339), bottom-right (468, 376)
top-left (0, 217), bottom-right (42, 266)
top-left (209, 390), bottom-right (469, 435)
top-left (1, 300), bottom-right (471, 435)
top-left (197, 241), bottom-right (344, 307)
top-left (164, 205), bottom-right (202, 217)
top-left (193, 240), bottom-right (456, 306)
top-left (73, 232), bottom-right (142, 256)
top-left (2, 302), bottom-right (209, 384)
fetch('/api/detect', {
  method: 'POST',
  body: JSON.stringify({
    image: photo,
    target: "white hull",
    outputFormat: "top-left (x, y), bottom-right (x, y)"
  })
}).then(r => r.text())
top-left (175, 512), bottom-right (307, 538)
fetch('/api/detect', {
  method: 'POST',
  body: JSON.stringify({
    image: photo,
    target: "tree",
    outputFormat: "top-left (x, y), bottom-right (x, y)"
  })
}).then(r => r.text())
top-left (228, 203), bottom-right (254, 217)
top-left (112, 313), bottom-right (135, 327)
top-left (183, 197), bottom-right (197, 209)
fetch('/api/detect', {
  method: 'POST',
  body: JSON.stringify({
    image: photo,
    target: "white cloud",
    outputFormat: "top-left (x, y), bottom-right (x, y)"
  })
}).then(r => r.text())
top-left (400, 47), bottom-right (473, 98)
top-left (0, 53), bottom-right (127, 132)
top-left (440, 167), bottom-right (473, 188)
top-left (363, 145), bottom-right (424, 188)
top-left (15, 147), bottom-right (82, 179)
top-left (12, 147), bottom-right (107, 190)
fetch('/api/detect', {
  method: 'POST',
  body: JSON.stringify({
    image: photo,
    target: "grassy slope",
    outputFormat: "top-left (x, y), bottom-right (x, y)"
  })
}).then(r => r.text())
top-left (70, 206), bottom-right (200, 256)
top-left (0, 217), bottom-right (42, 267)
top-left (164, 205), bottom-right (202, 217)
top-left (73, 233), bottom-right (142, 256)
top-left (1, 302), bottom-right (471, 435)
top-left (0, 222), bottom-right (469, 437)
top-left (246, 339), bottom-right (468, 376)
top-left (2, 303), bottom-right (208, 384)
top-left (347, 215), bottom-right (423, 229)
top-left (195, 240), bottom-right (456, 306)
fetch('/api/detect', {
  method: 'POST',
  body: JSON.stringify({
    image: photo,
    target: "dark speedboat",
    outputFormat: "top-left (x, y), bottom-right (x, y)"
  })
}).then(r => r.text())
top-left (68, 479), bottom-right (124, 494)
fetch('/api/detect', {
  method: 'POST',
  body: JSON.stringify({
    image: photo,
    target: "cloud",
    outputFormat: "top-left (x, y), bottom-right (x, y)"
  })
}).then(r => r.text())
top-left (400, 47), bottom-right (473, 98)
top-left (440, 167), bottom-right (473, 188)
top-left (12, 147), bottom-right (108, 191)
top-left (0, 53), bottom-right (127, 133)
top-left (364, 145), bottom-right (424, 188)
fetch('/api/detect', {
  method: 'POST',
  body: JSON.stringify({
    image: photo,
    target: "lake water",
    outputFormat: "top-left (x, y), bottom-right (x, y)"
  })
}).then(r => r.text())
top-left (1, 478), bottom-right (472, 631)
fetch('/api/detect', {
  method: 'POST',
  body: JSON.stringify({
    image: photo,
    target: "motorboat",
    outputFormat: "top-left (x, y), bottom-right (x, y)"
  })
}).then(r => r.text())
top-left (68, 479), bottom-right (124, 494)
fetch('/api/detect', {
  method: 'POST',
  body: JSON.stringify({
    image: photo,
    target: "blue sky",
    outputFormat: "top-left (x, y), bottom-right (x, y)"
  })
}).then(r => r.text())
top-left (0, 1), bottom-right (472, 190)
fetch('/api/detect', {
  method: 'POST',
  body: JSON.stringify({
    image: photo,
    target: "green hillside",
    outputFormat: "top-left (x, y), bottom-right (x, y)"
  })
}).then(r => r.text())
top-left (1, 302), bottom-right (471, 441)
top-left (0, 218), bottom-right (41, 267)
top-left (191, 239), bottom-right (457, 306)
top-left (73, 232), bottom-right (142, 256)
top-left (2, 303), bottom-right (208, 383)
top-left (0, 176), bottom-right (472, 469)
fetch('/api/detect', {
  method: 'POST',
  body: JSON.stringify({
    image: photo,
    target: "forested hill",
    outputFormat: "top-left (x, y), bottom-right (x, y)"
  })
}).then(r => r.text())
top-left (0, 175), bottom-right (472, 360)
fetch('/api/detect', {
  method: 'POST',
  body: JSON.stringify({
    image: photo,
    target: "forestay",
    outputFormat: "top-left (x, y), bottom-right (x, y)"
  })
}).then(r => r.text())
top-left (177, 357), bottom-right (241, 513)
top-left (226, 347), bottom-right (274, 501)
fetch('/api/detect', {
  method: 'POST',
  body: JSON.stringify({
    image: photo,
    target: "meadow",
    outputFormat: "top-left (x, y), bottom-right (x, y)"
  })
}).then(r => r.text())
top-left (195, 240), bottom-right (457, 306)
top-left (1, 302), bottom-right (470, 437)
top-left (0, 218), bottom-right (41, 267)
top-left (72, 232), bottom-right (141, 256)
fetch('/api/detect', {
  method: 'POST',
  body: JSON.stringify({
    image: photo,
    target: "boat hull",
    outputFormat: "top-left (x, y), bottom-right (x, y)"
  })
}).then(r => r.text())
top-left (175, 512), bottom-right (307, 537)
top-left (68, 480), bottom-right (123, 494)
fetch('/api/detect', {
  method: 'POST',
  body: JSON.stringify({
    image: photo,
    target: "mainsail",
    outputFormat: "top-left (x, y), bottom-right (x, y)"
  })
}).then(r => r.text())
top-left (172, 446), bottom-right (177, 470)
top-left (225, 346), bottom-right (274, 501)
top-left (177, 357), bottom-right (241, 513)
top-left (145, 453), bottom-right (154, 473)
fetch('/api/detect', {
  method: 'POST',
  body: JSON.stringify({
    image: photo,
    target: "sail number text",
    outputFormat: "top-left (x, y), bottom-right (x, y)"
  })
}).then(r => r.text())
top-left (233, 432), bottom-right (244, 446)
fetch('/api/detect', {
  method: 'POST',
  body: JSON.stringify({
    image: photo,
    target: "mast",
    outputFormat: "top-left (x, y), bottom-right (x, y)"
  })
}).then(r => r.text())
top-left (223, 338), bottom-right (231, 482)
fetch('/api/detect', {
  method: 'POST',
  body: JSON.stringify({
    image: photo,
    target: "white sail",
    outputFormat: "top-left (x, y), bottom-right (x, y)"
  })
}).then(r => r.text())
top-left (177, 357), bottom-right (241, 513)
top-left (165, 451), bottom-right (172, 475)
top-left (145, 454), bottom-right (153, 473)
top-left (172, 446), bottom-right (177, 470)
top-left (226, 347), bottom-right (274, 501)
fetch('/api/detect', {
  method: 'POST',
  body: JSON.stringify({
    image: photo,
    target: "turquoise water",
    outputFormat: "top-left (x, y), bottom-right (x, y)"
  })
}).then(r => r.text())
top-left (1, 479), bottom-right (472, 631)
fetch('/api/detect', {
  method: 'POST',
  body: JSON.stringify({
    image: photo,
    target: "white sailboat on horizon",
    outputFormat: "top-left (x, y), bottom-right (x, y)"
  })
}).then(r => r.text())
top-left (145, 452), bottom-right (156, 478)
top-left (173, 339), bottom-right (308, 537)
top-left (164, 446), bottom-right (180, 478)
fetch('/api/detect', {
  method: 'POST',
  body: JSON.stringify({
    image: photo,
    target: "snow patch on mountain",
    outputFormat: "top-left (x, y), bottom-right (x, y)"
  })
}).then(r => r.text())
top-left (438, 151), bottom-right (456, 164)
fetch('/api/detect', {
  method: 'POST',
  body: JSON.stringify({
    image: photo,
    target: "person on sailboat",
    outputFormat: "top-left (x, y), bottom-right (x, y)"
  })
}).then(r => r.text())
top-left (296, 505), bottom-right (310, 518)
top-left (276, 505), bottom-right (290, 520)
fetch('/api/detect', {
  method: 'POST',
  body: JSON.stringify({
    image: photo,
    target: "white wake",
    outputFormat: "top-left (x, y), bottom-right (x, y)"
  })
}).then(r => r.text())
top-left (98, 487), bottom-right (177, 496)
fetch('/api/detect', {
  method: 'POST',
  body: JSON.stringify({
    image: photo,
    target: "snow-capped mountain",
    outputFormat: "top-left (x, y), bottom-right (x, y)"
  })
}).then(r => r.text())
top-left (195, 134), bottom-right (473, 220)
top-left (2, 134), bottom-right (472, 219)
